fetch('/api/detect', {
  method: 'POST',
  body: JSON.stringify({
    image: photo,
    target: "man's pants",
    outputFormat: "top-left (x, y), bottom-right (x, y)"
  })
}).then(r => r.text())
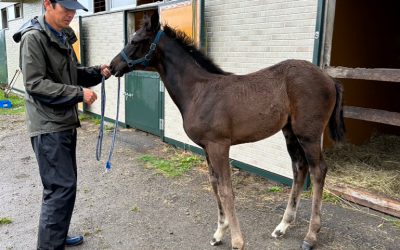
top-left (31, 129), bottom-right (78, 250)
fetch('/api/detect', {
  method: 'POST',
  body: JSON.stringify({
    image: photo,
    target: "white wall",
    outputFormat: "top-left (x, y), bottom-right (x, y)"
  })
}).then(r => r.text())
top-left (4, 0), bottom-right (42, 93)
top-left (80, 12), bottom-right (125, 123)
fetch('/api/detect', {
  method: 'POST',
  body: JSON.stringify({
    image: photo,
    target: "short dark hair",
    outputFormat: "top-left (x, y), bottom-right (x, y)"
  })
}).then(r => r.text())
top-left (49, 0), bottom-right (57, 8)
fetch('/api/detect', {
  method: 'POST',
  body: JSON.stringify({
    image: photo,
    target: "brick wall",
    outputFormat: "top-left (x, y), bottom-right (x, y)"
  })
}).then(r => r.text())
top-left (164, 0), bottom-right (318, 179)
top-left (81, 12), bottom-right (125, 122)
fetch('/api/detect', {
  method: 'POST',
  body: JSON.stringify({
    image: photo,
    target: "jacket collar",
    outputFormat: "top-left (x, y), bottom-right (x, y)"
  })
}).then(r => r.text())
top-left (37, 15), bottom-right (78, 47)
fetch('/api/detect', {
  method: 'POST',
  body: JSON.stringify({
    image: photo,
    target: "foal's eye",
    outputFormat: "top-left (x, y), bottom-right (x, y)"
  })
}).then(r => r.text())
top-left (131, 40), bottom-right (139, 45)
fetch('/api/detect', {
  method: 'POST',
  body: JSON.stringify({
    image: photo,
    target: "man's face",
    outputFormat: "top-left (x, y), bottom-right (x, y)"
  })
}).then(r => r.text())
top-left (44, 0), bottom-right (76, 31)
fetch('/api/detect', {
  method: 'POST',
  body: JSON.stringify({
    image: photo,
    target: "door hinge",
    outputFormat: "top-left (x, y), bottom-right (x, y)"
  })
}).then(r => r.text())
top-left (314, 31), bottom-right (320, 40)
top-left (160, 80), bottom-right (164, 92)
top-left (159, 118), bottom-right (164, 130)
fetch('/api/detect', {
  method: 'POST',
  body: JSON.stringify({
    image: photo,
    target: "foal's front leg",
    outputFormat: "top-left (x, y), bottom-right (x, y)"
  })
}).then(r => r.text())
top-left (205, 142), bottom-right (244, 250)
top-left (204, 152), bottom-right (228, 246)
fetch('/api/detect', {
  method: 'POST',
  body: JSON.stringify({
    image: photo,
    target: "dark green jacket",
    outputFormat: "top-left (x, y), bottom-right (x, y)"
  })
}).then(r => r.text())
top-left (15, 15), bottom-right (103, 137)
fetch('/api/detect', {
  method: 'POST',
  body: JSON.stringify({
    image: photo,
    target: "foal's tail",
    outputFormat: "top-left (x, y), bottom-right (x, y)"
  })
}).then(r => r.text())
top-left (328, 77), bottom-right (346, 142)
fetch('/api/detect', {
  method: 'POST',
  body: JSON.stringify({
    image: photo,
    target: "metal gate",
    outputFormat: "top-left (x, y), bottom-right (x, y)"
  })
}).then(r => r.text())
top-left (0, 29), bottom-right (7, 85)
top-left (125, 71), bottom-right (163, 136)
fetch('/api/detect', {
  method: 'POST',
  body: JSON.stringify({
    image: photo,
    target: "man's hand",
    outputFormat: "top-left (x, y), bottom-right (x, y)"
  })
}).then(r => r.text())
top-left (101, 64), bottom-right (111, 79)
top-left (83, 88), bottom-right (97, 106)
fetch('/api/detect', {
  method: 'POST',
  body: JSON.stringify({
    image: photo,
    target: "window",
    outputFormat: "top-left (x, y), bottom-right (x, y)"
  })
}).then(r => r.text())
top-left (15, 4), bottom-right (22, 19)
top-left (94, 0), bottom-right (106, 12)
top-left (6, 4), bottom-right (22, 21)
top-left (1, 9), bottom-right (7, 29)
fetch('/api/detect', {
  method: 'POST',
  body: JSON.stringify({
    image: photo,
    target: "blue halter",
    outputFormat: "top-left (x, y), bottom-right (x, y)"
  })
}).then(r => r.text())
top-left (120, 29), bottom-right (163, 71)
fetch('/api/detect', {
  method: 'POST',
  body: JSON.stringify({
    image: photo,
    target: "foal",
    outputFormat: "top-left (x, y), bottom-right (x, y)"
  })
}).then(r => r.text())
top-left (109, 11), bottom-right (345, 250)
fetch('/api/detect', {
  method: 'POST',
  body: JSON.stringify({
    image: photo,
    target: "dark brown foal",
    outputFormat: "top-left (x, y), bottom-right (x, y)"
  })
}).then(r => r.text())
top-left (109, 10), bottom-right (345, 250)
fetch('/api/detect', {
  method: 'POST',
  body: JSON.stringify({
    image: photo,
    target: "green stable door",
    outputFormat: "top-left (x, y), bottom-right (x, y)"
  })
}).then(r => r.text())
top-left (0, 30), bottom-right (7, 85)
top-left (124, 71), bottom-right (163, 136)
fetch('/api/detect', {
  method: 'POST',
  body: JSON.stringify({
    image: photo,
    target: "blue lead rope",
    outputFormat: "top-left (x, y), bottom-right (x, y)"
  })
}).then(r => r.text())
top-left (96, 76), bottom-right (121, 171)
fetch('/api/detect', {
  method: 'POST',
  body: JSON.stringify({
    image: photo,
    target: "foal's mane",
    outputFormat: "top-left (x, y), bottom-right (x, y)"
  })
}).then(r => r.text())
top-left (161, 25), bottom-right (231, 75)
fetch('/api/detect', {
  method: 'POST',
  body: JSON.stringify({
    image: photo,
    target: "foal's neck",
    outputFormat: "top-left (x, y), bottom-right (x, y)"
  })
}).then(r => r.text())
top-left (154, 36), bottom-right (211, 112)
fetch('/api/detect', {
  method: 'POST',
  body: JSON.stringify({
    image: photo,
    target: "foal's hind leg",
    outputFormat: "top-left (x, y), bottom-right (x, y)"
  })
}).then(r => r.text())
top-left (297, 138), bottom-right (328, 250)
top-left (272, 123), bottom-right (309, 238)
top-left (204, 142), bottom-right (244, 250)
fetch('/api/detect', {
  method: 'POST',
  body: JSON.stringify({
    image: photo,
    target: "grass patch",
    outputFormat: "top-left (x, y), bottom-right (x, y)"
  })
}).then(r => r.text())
top-left (324, 132), bottom-right (400, 200)
top-left (104, 125), bottom-right (114, 131)
top-left (90, 116), bottom-right (101, 124)
top-left (268, 186), bottom-right (281, 192)
top-left (302, 187), bottom-right (341, 204)
top-left (78, 114), bottom-right (89, 120)
top-left (138, 153), bottom-right (203, 177)
top-left (0, 89), bottom-right (25, 115)
top-left (79, 113), bottom-right (113, 130)
top-left (0, 217), bottom-right (12, 225)
top-left (386, 216), bottom-right (400, 228)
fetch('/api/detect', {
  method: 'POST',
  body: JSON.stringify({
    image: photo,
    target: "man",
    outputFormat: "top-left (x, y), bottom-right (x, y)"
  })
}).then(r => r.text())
top-left (13, 0), bottom-right (111, 249)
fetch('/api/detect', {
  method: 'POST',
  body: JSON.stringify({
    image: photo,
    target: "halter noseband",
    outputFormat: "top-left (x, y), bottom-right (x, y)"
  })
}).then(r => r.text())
top-left (119, 29), bottom-right (163, 71)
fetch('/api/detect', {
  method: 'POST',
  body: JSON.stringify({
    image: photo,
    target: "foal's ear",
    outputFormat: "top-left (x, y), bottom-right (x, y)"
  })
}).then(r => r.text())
top-left (150, 10), bottom-right (160, 31)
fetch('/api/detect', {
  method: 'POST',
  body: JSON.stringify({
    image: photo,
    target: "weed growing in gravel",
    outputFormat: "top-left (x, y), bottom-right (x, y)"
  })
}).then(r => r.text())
top-left (91, 116), bottom-right (101, 124)
top-left (0, 217), bottom-right (12, 225)
top-left (302, 186), bottom-right (341, 204)
top-left (130, 206), bottom-right (140, 212)
top-left (138, 153), bottom-right (203, 177)
top-left (78, 114), bottom-right (88, 120)
top-left (268, 186), bottom-right (281, 192)
top-left (386, 216), bottom-right (400, 228)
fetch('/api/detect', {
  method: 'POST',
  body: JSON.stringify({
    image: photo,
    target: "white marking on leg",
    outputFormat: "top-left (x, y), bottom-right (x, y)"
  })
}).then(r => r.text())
top-left (213, 219), bottom-right (229, 242)
top-left (272, 210), bottom-right (296, 237)
top-left (272, 162), bottom-right (303, 237)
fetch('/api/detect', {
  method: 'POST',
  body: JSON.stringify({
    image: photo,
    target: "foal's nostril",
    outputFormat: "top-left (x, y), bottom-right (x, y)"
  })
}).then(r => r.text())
top-left (108, 63), bottom-right (115, 75)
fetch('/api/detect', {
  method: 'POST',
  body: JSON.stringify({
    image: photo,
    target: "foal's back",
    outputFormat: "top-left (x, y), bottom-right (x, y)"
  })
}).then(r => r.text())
top-left (191, 60), bottom-right (336, 145)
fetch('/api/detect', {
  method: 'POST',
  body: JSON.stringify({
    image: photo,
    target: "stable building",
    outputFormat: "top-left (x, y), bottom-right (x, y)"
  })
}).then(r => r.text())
top-left (1, 0), bottom-right (398, 186)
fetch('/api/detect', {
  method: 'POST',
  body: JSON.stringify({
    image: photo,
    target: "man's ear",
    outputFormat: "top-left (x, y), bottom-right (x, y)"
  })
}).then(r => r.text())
top-left (44, 0), bottom-right (51, 10)
top-left (150, 10), bottom-right (160, 31)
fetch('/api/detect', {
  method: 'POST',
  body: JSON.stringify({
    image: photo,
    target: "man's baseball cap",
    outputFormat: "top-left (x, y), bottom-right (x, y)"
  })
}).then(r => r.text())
top-left (52, 0), bottom-right (88, 12)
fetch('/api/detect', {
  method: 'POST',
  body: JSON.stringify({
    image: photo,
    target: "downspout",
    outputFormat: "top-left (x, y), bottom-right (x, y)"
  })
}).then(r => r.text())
top-left (198, 0), bottom-right (205, 51)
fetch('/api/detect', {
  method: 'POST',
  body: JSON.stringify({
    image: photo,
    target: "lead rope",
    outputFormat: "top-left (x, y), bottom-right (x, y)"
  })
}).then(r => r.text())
top-left (96, 76), bottom-right (121, 172)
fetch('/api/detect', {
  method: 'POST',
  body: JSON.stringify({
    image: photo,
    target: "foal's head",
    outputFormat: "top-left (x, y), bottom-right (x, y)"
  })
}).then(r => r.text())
top-left (109, 11), bottom-right (160, 77)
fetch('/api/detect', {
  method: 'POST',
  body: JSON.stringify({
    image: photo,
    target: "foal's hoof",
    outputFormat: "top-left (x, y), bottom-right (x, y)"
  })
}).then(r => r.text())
top-left (210, 238), bottom-right (222, 246)
top-left (271, 230), bottom-right (284, 238)
top-left (301, 241), bottom-right (313, 250)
